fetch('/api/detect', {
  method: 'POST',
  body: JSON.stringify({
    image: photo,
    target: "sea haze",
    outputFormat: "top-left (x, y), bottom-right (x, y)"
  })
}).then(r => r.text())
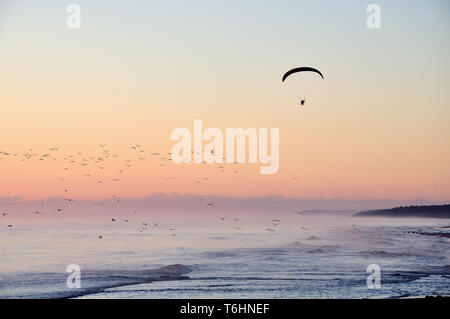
top-left (0, 203), bottom-right (448, 298)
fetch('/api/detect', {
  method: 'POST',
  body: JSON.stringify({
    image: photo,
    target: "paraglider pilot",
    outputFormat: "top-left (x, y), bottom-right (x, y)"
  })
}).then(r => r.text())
top-left (282, 67), bottom-right (324, 108)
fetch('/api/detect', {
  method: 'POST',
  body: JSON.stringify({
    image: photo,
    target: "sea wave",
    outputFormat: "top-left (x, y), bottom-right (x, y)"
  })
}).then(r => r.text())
top-left (0, 264), bottom-right (192, 299)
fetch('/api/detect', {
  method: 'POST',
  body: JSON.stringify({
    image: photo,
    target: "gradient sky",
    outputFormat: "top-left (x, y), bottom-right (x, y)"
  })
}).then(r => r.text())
top-left (0, 0), bottom-right (449, 200)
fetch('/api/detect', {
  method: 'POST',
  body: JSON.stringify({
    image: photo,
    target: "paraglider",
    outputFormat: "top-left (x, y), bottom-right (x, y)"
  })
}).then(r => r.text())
top-left (282, 67), bottom-right (324, 106)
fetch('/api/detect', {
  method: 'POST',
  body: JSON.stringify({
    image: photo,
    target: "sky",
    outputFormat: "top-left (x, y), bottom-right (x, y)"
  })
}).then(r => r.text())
top-left (0, 0), bottom-right (449, 201)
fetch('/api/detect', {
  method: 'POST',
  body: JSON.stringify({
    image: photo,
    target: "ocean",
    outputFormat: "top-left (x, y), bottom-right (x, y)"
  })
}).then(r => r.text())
top-left (0, 212), bottom-right (448, 298)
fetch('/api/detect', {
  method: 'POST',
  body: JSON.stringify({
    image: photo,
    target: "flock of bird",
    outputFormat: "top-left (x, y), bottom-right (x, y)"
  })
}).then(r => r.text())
top-left (0, 144), bottom-right (245, 186)
top-left (0, 145), bottom-right (297, 238)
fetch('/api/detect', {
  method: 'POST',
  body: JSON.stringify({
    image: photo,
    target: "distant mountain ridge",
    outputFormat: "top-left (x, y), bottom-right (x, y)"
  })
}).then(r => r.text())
top-left (356, 204), bottom-right (450, 218)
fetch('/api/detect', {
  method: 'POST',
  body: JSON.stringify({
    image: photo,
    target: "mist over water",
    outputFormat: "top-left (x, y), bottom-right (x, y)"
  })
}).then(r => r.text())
top-left (0, 210), bottom-right (448, 298)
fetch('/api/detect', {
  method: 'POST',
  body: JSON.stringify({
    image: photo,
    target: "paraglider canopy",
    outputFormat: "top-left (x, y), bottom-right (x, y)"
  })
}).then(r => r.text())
top-left (282, 67), bottom-right (324, 82)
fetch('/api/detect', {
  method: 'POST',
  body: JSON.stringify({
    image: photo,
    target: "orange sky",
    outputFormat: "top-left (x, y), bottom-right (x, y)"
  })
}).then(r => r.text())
top-left (0, 1), bottom-right (449, 200)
